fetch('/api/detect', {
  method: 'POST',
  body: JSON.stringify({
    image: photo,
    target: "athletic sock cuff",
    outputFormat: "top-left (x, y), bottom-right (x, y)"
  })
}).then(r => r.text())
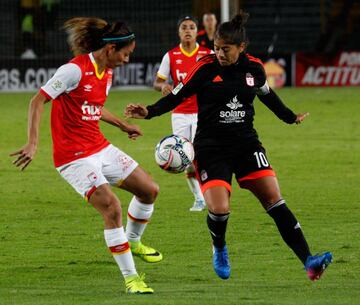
top-left (128, 197), bottom-right (154, 220)
top-left (208, 211), bottom-right (230, 222)
top-left (104, 227), bottom-right (128, 247)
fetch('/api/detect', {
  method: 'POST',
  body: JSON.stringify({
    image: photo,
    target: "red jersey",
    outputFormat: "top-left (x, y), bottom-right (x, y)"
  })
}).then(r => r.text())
top-left (40, 53), bottom-right (112, 167)
top-left (157, 44), bottom-right (212, 114)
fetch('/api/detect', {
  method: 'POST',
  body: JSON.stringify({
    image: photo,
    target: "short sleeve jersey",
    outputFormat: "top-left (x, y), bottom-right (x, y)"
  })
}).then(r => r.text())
top-left (157, 44), bottom-right (212, 114)
top-left (40, 53), bottom-right (112, 167)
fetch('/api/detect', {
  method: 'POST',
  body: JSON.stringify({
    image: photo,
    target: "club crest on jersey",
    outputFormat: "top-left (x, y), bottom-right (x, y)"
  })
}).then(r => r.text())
top-left (87, 172), bottom-right (97, 182)
top-left (176, 59), bottom-right (183, 65)
top-left (200, 170), bottom-right (208, 181)
top-left (246, 73), bottom-right (254, 86)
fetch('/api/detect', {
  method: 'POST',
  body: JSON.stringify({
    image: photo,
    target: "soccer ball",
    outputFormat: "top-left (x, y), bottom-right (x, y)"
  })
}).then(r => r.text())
top-left (154, 134), bottom-right (194, 173)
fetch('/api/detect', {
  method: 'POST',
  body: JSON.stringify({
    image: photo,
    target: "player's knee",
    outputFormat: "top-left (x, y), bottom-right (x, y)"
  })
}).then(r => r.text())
top-left (208, 200), bottom-right (229, 214)
top-left (262, 195), bottom-right (283, 210)
top-left (148, 181), bottom-right (160, 202)
top-left (140, 181), bottom-right (159, 203)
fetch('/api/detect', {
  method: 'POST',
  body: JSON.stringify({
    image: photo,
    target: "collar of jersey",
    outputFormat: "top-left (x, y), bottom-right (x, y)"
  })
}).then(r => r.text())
top-left (89, 53), bottom-right (105, 80)
top-left (179, 43), bottom-right (199, 57)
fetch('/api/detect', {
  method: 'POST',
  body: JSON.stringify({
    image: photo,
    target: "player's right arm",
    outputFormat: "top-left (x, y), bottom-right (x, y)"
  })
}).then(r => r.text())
top-left (10, 92), bottom-right (50, 170)
top-left (10, 63), bottom-right (81, 170)
top-left (125, 54), bottom-right (215, 119)
top-left (153, 52), bottom-right (173, 96)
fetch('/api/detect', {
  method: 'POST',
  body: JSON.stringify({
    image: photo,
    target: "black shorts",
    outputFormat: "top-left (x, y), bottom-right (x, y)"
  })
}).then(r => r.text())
top-left (194, 143), bottom-right (275, 193)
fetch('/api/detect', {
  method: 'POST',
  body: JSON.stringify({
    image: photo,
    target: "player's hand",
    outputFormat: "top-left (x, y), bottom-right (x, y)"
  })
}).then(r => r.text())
top-left (122, 123), bottom-right (143, 140)
top-left (124, 104), bottom-right (148, 119)
top-left (295, 112), bottom-right (309, 124)
top-left (161, 84), bottom-right (173, 96)
top-left (10, 143), bottom-right (37, 171)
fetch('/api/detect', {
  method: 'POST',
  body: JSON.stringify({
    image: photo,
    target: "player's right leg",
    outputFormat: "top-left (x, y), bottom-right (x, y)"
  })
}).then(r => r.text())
top-left (172, 113), bottom-right (205, 211)
top-left (196, 148), bottom-right (233, 279)
top-left (57, 156), bottom-right (153, 294)
top-left (204, 185), bottom-right (231, 279)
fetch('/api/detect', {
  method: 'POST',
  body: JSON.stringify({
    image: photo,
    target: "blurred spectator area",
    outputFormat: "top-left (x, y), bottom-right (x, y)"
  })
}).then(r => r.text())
top-left (0, 0), bottom-right (359, 60)
top-left (241, 0), bottom-right (360, 54)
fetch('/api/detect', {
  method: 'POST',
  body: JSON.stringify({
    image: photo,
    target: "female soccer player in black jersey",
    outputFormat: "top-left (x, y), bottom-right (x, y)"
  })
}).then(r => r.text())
top-left (125, 11), bottom-right (332, 281)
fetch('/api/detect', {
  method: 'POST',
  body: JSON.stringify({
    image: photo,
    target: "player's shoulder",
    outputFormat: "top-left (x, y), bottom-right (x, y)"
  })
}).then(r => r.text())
top-left (169, 45), bottom-right (182, 56)
top-left (197, 29), bottom-right (206, 37)
top-left (198, 45), bottom-right (212, 54)
top-left (70, 53), bottom-right (89, 65)
top-left (245, 53), bottom-right (264, 68)
top-left (182, 54), bottom-right (217, 84)
top-left (186, 54), bottom-right (217, 78)
top-left (197, 53), bottom-right (217, 64)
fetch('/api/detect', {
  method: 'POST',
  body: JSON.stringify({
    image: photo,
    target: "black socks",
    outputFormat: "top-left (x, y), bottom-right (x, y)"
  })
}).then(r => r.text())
top-left (267, 200), bottom-right (311, 264)
top-left (207, 211), bottom-right (229, 249)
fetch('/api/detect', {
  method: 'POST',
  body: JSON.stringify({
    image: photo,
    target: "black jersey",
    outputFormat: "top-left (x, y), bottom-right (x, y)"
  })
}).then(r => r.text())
top-left (146, 53), bottom-right (297, 151)
top-left (197, 30), bottom-right (214, 50)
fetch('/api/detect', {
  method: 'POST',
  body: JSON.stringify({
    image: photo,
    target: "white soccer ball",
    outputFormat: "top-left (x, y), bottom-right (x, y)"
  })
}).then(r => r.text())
top-left (154, 134), bottom-right (194, 173)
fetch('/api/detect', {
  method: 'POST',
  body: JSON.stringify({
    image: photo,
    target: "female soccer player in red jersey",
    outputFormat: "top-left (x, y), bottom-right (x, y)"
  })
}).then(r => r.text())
top-left (11, 17), bottom-right (161, 294)
top-left (125, 12), bottom-right (332, 281)
top-left (154, 15), bottom-right (212, 211)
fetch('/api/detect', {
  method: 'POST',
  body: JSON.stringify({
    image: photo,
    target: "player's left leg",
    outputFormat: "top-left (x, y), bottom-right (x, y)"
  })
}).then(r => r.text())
top-left (101, 144), bottom-right (162, 263)
top-left (120, 166), bottom-right (163, 263)
top-left (240, 175), bottom-right (332, 280)
top-left (172, 113), bottom-right (205, 211)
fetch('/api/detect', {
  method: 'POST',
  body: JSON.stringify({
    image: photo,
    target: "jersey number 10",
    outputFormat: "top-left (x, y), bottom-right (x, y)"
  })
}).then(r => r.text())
top-left (254, 151), bottom-right (269, 168)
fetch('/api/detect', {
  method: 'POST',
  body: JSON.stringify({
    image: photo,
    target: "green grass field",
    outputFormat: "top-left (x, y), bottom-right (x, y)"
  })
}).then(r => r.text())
top-left (0, 87), bottom-right (359, 305)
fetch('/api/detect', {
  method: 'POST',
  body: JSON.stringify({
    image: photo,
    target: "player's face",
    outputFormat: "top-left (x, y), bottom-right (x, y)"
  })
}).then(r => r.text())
top-left (203, 14), bottom-right (217, 31)
top-left (214, 39), bottom-right (245, 66)
top-left (178, 20), bottom-right (197, 43)
top-left (107, 41), bottom-right (136, 68)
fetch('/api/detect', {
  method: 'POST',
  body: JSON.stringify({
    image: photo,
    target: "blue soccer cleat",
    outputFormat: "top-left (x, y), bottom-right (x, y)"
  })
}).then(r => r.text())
top-left (212, 245), bottom-right (230, 279)
top-left (305, 251), bottom-right (333, 281)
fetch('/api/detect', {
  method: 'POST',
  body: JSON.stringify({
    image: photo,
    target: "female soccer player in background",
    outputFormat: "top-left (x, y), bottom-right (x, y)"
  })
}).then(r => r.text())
top-left (126, 12), bottom-right (332, 281)
top-left (197, 12), bottom-right (218, 50)
top-left (153, 15), bottom-right (212, 211)
top-left (11, 17), bottom-right (162, 294)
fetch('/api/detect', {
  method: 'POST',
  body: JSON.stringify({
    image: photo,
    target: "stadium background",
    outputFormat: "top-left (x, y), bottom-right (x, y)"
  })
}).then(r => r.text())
top-left (0, 0), bottom-right (359, 90)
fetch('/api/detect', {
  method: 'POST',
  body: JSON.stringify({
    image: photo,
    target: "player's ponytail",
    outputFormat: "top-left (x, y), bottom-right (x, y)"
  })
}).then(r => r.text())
top-left (215, 10), bottom-right (249, 46)
top-left (63, 17), bottom-right (135, 56)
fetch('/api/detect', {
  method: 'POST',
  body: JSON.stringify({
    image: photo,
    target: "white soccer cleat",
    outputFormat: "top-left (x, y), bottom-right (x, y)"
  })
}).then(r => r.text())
top-left (189, 199), bottom-right (206, 212)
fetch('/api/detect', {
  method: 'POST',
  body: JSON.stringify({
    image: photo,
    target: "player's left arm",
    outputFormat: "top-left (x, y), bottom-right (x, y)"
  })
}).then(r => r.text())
top-left (254, 64), bottom-right (308, 124)
top-left (101, 107), bottom-right (142, 140)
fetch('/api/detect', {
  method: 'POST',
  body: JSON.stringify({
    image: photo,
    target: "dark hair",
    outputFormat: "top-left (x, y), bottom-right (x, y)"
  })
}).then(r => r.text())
top-left (215, 11), bottom-right (249, 46)
top-left (177, 15), bottom-right (198, 29)
top-left (63, 17), bottom-right (135, 56)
